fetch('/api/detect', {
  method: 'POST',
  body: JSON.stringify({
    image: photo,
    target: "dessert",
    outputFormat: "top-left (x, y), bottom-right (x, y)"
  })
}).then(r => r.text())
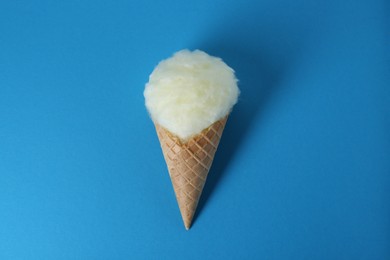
top-left (144, 49), bottom-right (239, 229)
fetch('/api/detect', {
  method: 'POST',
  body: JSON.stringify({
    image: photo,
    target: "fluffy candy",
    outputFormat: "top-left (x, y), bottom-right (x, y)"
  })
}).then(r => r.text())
top-left (144, 49), bottom-right (239, 140)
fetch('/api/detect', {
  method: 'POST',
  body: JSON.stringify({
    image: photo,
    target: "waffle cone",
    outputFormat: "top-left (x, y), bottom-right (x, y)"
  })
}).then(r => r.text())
top-left (154, 117), bottom-right (228, 230)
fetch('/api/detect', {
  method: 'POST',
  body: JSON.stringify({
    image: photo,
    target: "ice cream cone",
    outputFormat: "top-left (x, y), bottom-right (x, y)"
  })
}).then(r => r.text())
top-left (145, 50), bottom-right (239, 229)
top-left (154, 116), bottom-right (228, 229)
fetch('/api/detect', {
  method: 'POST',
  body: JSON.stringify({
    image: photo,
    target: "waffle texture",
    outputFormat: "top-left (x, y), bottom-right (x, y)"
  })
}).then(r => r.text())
top-left (155, 117), bottom-right (228, 229)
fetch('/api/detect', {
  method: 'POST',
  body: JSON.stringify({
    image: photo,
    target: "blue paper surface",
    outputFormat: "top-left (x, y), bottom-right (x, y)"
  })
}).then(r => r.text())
top-left (0, 0), bottom-right (389, 259)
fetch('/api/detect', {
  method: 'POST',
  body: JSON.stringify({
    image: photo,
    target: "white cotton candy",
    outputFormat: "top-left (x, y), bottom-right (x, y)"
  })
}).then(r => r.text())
top-left (144, 49), bottom-right (239, 140)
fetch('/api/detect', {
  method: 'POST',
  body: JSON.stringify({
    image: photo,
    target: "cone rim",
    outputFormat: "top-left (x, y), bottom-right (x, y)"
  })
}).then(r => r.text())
top-left (154, 115), bottom-right (228, 145)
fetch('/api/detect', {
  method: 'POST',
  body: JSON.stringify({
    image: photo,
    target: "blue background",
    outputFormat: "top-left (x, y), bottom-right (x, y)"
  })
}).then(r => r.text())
top-left (0, 0), bottom-right (389, 259)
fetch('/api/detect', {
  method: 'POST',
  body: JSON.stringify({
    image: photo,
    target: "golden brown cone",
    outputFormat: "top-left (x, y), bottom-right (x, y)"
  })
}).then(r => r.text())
top-left (154, 117), bottom-right (228, 230)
